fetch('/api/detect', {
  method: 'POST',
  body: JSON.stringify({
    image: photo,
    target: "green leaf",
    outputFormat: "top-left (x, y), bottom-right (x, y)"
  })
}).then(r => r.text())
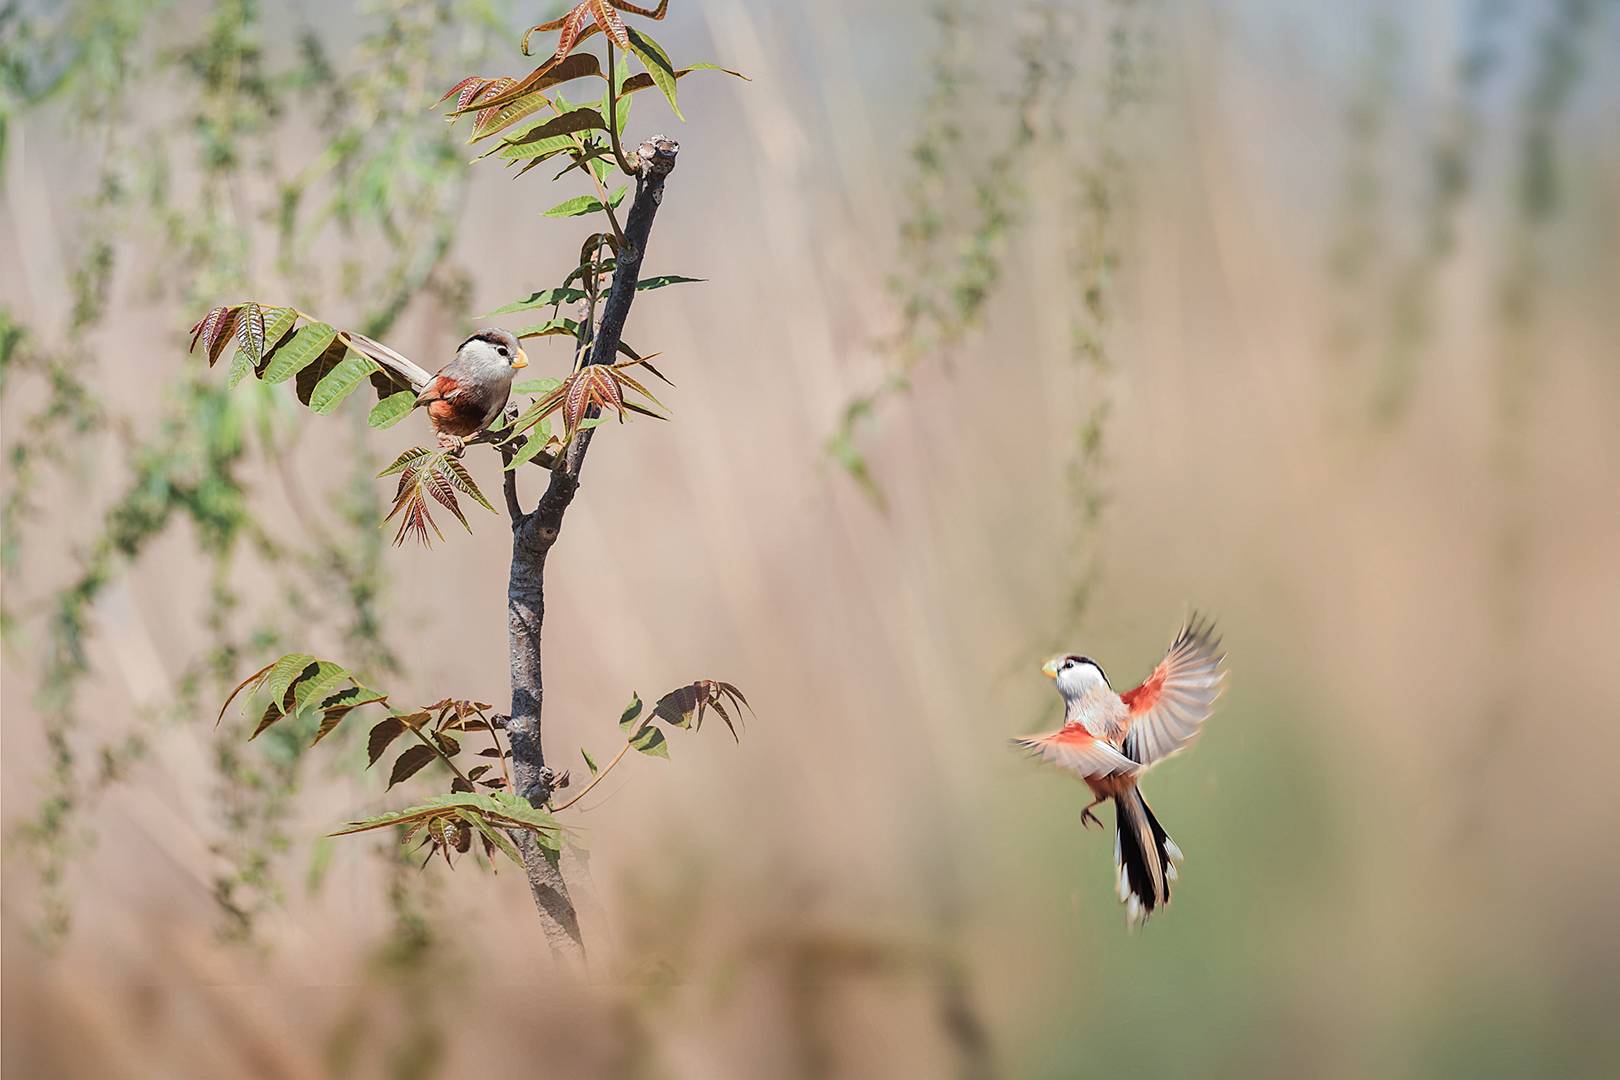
top-left (378, 445), bottom-right (433, 479)
top-left (629, 723), bottom-right (669, 759)
top-left (455, 809), bottom-right (522, 866)
top-left (332, 792), bottom-right (562, 839)
top-left (262, 654), bottom-right (316, 714)
top-left (262, 323), bottom-right (337, 384)
top-left (226, 348), bottom-right (255, 391)
top-left (481, 290), bottom-right (588, 318)
top-left (479, 107), bottom-right (605, 161)
top-left (619, 63), bottom-right (750, 100)
top-left (294, 338), bottom-right (349, 407)
top-left (312, 686), bottom-right (387, 746)
top-left (603, 70), bottom-right (632, 136)
top-left (368, 391), bottom-right (417, 429)
top-left (440, 456), bottom-right (494, 513)
top-left (542, 185), bottom-right (626, 219)
top-left (262, 306), bottom-right (298, 343)
top-left (494, 134), bottom-right (580, 165)
top-left (613, 89), bottom-right (631, 135)
top-left (248, 655), bottom-right (325, 739)
top-left (513, 377), bottom-right (563, 396)
top-left (485, 791), bottom-right (563, 838)
top-left (618, 692), bottom-right (644, 735)
top-left (367, 716), bottom-right (409, 767)
top-left (622, 29), bottom-right (680, 120)
top-left (581, 747), bottom-right (599, 775)
top-left (503, 423), bottom-right (554, 471)
top-left (544, 194), bottom-right (606, 218)
top-left (291, 661), bottom-right (351, 717)
top-left (626, 27), bottom-right (682, 120)
top-left (309, 351), bottom-right (382, 414)
top-left (387, 744), bottom-right (438, 789)
top-left (515, 318), bottom-right (580, 340)
top-left (228, 306), bottom-right (296, 389)
top-left (637, 275), bottom-right (705, 291)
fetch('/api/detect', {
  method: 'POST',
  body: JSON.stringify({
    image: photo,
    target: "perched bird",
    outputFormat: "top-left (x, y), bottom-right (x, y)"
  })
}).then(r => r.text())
top-left (416, 328), bottom-right (528, 451)
top-left (1013, 614), bottom-right (1226, 925)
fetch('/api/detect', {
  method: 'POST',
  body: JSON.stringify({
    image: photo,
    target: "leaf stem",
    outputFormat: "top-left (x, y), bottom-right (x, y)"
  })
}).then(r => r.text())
top-left (537, 90), bottom-right (626, 245)
top-left (402, 714), bottom-right (476, 789)
top-left (606, 43), bottom-right (638, 177)
top-left (549, 740), bottom-right (630, 812)
top-left (476, 707), bottom-right (514, 793)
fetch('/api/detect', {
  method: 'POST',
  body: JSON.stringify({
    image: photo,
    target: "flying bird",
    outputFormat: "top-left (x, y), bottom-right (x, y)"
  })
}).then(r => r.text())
top-left (415, 328), bottom-right (529, 451)
top-left (1013, 614), bottom-right (1226, 925)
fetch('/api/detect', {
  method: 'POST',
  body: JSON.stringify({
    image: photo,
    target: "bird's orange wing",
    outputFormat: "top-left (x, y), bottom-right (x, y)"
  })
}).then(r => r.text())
top-left (1120, 613), bottom-right (1226, 768)
top-left (416, 373), bottom-right (461, 405)
top-left (1012, 725), bottom-right (1140, 779)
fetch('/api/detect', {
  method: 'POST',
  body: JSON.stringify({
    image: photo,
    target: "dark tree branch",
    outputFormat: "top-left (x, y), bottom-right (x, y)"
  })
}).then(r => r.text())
top-left (503, 136), bottom-right (680, 963)
top-left (499, 443), bottom-right (523, 524)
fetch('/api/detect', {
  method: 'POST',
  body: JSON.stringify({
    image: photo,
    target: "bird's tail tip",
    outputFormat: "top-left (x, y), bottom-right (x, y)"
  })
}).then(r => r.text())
top-left (1114, 789), bottom-right (1182, 927)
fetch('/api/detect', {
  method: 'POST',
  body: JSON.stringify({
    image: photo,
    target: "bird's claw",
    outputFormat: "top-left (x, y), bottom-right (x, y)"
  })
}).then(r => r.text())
top-left (436, 432), bottom-right (466, 456)
top-left (1081, 807), bottom-right (1104, 831)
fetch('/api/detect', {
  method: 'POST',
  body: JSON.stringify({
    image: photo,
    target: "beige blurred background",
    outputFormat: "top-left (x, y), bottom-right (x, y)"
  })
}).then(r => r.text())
top-left (4, 1), bottom-right (1619, 1076)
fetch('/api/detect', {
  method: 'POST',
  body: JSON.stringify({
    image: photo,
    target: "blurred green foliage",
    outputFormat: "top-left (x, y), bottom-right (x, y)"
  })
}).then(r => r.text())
top-left (1, 3), bottom-right (507, 1073)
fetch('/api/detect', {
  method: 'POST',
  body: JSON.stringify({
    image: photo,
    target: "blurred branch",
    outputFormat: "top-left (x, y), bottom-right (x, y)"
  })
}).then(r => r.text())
top-left (502, 135), bottom-right (680, 963)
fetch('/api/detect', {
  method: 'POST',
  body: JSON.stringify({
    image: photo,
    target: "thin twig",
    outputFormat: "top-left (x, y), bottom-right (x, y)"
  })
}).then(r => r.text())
top-left (474, 707), bottom-right (514, 795)
top-left (538, 90), bottom-right (627, 245)
top-left (549, 741), bottom-right (631, 812)
top-left (401, 714), bottom-right (476, 789)
top-left (606, 43), bottom-right (638, 177)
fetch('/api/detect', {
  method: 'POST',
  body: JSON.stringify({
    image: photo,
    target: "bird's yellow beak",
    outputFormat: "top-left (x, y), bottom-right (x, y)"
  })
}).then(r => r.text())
top-left (1041, 657), bottom-right (1060, 680)
top-left (512, 346), bottom-right (529, 370)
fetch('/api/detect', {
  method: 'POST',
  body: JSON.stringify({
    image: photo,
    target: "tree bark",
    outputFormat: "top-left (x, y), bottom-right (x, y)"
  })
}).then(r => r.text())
top-left (504, 136), bottom-right (680, 964)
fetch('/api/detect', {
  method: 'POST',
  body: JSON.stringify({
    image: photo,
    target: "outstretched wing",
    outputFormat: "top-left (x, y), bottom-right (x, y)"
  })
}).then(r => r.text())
top-left (1121, 612), bottom-right (1226, 768)
top-left (1012, 725), bottom-right (1140, 779)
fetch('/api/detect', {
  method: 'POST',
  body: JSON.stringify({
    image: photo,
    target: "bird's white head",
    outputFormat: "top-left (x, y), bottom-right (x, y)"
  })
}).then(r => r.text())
top-left (455, 328), bottom-right (529, 382)
top-left (1042, 653), bottom-right (1111, 703)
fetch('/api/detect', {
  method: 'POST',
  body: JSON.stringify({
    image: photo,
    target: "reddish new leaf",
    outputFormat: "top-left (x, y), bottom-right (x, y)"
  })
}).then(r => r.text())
top-left (470, 76), bottom-right (517, 130)
top-left (188, 304), bottom-right (242, 366)
top-left (388, 744), bottom-right (438, 789)
top-left (437, 75), bottom-right (487, 108)
top-left (235, 301), bottom-right (266, 364)
top-left (368, 717), bottom-right (408, 767)
top-left (651, 679), bottom-right (753, 742)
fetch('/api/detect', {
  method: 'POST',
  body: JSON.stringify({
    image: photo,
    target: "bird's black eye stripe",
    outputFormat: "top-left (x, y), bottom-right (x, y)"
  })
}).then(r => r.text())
top-left (1064, 655), bottom-right (1107, 682)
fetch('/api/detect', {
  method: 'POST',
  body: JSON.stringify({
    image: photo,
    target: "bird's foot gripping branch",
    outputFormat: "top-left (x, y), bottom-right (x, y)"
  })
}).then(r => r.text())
top-left (193, 4), bottom-right (749, 961)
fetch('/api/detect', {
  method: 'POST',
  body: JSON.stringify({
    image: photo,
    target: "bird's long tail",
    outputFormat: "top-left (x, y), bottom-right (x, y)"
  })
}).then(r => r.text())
top-left (1113, 787), bottom-right (1183, 926)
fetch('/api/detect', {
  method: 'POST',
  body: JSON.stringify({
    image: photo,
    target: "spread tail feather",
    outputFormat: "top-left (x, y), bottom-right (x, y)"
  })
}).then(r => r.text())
top-left (1114, 788), bottom-right (1182, 926)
